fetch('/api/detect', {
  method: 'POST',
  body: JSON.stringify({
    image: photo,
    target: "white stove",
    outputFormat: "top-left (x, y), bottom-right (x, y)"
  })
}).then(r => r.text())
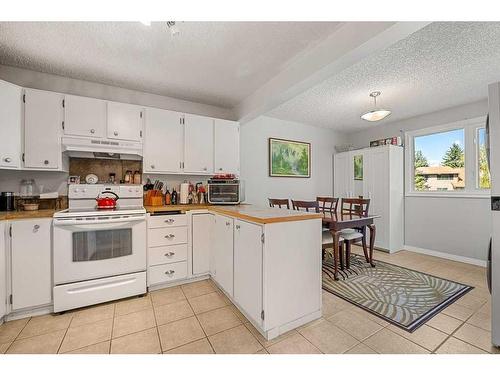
top-left (52, 184), bottom-right (147, 312)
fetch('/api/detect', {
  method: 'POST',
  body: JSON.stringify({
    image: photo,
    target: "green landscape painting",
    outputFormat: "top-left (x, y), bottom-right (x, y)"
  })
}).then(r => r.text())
top-left (354, 154), bottom-right (363, 180)
top-left (269, 138), bottom-right (311, 177)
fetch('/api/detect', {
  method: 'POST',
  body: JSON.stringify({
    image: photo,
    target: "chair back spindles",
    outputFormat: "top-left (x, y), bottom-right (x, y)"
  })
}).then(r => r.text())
top-left (291, 200), bottom-right (320, 213)
top-left (316, 197), bottom-right (339, 215)
top-left (340, 198), bottom-right (370, 218)
top-left (268, 198), bottom-right (290, 209)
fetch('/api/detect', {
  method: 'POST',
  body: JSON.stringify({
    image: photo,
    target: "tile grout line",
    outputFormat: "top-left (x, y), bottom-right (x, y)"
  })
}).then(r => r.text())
top-left (56, 313), bottom-right (75, 354)
top-left (149, 293), bottom-right (164, 354)
top-left (108, 303), bottom-right (116, 354)
top-left (182, 287), bottom-right (216, 354)
top-left (3, 316), bottom-right (32, 353)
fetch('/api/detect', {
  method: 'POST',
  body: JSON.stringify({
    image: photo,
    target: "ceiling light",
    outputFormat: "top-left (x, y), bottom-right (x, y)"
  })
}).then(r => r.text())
top-left (361, 91), bottom-right (392, 122)
top-left (166, 21), bottom-right (180, 36)
top-left (139, 21), bottom-right (151, 26)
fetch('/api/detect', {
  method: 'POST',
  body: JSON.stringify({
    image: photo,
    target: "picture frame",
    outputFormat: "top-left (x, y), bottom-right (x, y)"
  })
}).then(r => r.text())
top-left (353, 154), bottom-right (363, 180)
top-left (269, 138), bottom-right (311, 178)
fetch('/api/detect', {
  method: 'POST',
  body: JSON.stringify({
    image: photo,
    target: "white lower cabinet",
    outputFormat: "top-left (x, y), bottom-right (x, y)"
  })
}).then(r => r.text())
top-left (192, 213), bottom-right (213, 276)
top-left (233, 220), bottom-right (263, 327)
top-left (213, 214), bottom-right (234, 297)
top-left (10, 218), bottom-right (52, 311)
top-left (0, 222), bottom-right (6, 320)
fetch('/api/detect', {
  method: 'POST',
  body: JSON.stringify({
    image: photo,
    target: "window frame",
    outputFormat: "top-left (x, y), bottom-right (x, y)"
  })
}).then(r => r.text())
top-left (405, 116), bottom-right (488, 198)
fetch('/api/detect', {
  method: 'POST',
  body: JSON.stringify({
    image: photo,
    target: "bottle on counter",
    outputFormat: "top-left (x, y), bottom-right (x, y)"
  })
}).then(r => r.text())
top-left (165, 189), bottom-right (171, 205)
top-left (133, 171), bottom-right (141, 185)
top-left (171, 188), bottom-right (178, 205)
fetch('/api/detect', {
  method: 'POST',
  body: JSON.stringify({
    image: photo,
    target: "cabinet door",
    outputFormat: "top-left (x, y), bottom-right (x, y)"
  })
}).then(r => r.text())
top-left (0, 222), bottom-right (6, 318)
top-left (11, 219), bottom-right (52, 310)
top-left (213, 214), bottom-right (233, 296)
top-left (365, 147), bottom-right (389, 249)
top-left (24, 89), bottom-right (63, 169)
top-left (144, 108), bottom-right (183, 173)
top-left (107, 101), bottom-right (143, 142)
top-left (64, 94), bottom-right (106, 138)
top-left (0, 80), bottom-right (22, 169)
top-left (184, 114), bottom-right (214, 174)
top-left (192, 213), bottom-right (214, 275)
top-left (234, 220), bottom-right (263, 326)
top-left (214, 119), bottom-right (240, 175)
top-left (334, 152), bottom-right (352, 198)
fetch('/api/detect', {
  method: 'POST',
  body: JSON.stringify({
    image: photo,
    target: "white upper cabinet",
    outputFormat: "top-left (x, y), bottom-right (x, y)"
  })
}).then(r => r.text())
top-left (64, 94), bottom-right (107, 138)
top-left (143, 108), bottom-right (183, 173)
top-left (184, 114), bottom-right (214, 174)
top-left (24, 88), bottom-right (63, 170)
top-left (0, 80), bottom-right (22, 169)
top-left (214, 119), bottom-right (240, 175)
top-left (107, 101), bottom-right (143, 142)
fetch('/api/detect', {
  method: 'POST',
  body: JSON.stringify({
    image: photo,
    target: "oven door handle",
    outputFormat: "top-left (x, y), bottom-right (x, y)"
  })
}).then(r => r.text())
top-left (53, 215), bottom-right (145, 226)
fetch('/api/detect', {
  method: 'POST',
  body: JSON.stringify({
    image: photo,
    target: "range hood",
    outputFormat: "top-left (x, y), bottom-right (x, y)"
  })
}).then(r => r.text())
top-left (62, 136), bottom-right (143, 161)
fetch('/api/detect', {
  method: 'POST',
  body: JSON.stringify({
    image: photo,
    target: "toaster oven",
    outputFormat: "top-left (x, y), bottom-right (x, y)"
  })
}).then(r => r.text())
top-left (207, 179), bottom-right (244, 205)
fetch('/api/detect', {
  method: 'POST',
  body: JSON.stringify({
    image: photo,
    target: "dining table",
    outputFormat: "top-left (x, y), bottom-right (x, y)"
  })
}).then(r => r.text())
top-left (322, 212), bottom-right (380, 280)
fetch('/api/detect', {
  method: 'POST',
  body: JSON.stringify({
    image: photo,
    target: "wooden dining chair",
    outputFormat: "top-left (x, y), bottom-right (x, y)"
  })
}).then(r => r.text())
top-left (339, 198), bottom-right (371, 267)
top-left (268, 198), bottom-right (290, 209)
top-left (292, 200), bottom-right (345, 271)
top-left (316, 197), bottom-right (339, 214)
top-left (291, 200), bottom-right (320, 212)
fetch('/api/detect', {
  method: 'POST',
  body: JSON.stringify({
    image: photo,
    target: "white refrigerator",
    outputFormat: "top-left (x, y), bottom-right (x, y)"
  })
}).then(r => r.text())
top-left (488, 82), bottom-right (500, 347)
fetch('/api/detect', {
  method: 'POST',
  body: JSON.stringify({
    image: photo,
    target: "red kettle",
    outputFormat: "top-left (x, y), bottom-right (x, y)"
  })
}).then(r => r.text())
top-left (96, 191), bottom-right (119, 209)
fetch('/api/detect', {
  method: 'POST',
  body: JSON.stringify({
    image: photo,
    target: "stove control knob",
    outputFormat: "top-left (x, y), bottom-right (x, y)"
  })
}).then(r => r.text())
top-left (74, 188), bottom-right (79, 193)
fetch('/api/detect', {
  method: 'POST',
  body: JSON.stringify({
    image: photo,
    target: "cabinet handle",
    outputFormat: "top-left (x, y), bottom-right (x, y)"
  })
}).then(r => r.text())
top-left (114, 131), bottom-right (118, 136)
top-left (164, 219), bottom-right (174, 224)
top-left (33, 224), bottom-right (40, 232)
top-left (235, 224), bottom-right (240, 230)
top-left (165, 270), bottom-right (175, 275)
top-left (218, 168), bottom-right (223, 171)
top-left (3, 157), bottom-right (12, 163)
top-left (203, 167), bottom-right (207, 171)
top-left (225, 222), bottom-right (230, 226)
top-left (90, 128), bottom-right (95, 134)
top-left (164, 252), bottom-right (175, 257)
top-left (151, 165), bottom-right (155, 169)
top-left (44, 160), bottom-right (49, 165)
top-left (164, 234), bottom-right (175, 239)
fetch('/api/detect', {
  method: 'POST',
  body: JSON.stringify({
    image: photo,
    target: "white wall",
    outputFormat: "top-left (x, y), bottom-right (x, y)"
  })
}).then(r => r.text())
top-left (240, 116), bottom-right (346, 206)
top-left (345, 100), bottom-right (490, 262)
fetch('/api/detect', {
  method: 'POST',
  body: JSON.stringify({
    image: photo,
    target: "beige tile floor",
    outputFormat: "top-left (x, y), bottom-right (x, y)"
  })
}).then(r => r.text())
top-left (0, 246), bottom-right (498, 354)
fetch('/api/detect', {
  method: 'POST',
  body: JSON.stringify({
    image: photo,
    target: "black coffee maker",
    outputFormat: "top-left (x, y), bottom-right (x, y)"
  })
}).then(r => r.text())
top-left (0, 192), bottom-right (15, 211)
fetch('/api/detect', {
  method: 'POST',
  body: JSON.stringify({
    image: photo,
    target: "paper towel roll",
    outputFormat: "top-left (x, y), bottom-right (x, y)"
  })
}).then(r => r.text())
top-left (180, 183), bottom-right (189, 204)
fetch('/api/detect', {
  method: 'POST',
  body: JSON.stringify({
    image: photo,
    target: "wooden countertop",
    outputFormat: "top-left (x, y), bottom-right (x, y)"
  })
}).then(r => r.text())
top-left (0, 209), bottom-right (58, 221)
top-left (146, 204), bottom-right (322, 224)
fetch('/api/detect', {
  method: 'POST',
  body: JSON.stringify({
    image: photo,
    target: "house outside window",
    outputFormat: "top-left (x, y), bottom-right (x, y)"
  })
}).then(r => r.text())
top-left (405, 116), bottom-right (489, 196)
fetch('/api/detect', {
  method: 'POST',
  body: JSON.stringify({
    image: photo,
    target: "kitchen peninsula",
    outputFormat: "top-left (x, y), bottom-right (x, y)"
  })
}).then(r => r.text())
top-left (146, 204), bottom-right (323, 340)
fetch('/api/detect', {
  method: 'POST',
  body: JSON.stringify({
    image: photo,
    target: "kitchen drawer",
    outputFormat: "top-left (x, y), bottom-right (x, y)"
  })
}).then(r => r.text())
top-left (148, 226), bottom-right (187, 247)
top-left (54, 271), bottom-right (146, 313)
top-left (148, 261), bottom-right (187, 286)
top-left (148, 214), bottom-right (187, 229)
top-left (148, 244), bottom-right (188, 266)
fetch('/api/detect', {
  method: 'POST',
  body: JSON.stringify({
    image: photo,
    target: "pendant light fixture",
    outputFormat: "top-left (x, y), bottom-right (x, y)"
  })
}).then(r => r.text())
top-left (361, 91), bottom-right (391, 122)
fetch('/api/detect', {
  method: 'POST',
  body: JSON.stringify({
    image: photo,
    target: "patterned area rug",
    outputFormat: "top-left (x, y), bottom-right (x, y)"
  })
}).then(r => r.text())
top-left (322, 254), bottom-right (473, 332)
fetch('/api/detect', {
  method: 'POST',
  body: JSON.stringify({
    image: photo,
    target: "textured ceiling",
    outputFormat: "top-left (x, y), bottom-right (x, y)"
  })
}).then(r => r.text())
top-left (0, 21), bottom-right (341, 108)
top-left (268, 22), bottom-right (500, 133)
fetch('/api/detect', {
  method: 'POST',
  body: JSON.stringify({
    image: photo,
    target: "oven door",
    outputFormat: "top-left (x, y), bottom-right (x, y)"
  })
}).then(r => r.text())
top-left (53, 215), bottom-right (146, 284)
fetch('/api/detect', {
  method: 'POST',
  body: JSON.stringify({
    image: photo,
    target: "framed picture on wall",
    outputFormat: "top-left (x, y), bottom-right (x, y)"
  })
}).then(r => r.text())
top-left (269, 138), bottom-right (311, 178)
top-left (353, 154), bottom-right (363, 180)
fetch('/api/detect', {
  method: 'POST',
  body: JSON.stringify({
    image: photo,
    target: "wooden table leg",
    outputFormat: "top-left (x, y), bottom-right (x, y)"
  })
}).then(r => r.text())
top-left (368, 224), bottom-right (376, 267)
top-left (361, 226), bottom-right (370, 263)
top-left (331, 229), bottom-right (340, 280)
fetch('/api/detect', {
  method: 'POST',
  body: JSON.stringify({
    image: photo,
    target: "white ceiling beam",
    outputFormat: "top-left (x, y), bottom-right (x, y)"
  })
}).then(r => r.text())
top-left (235, 21), bottom-right (430, 124)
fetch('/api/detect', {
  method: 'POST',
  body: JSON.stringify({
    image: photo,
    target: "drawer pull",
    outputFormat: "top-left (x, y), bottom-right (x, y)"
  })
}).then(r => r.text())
top-left (164, 252), bottom-right (175, 257)
top-left (164, 234), bottom-right (175, 239)
top-left (164, 219), bottom-right (174, 224)
top-left (164, 270), bottom-right (175, 275)
top-left (3, 157), bottom-right (12, 163)
top-left (225, 222), bottom-right (230, 226)
top-left (33, 224), bottom-right (40, 232)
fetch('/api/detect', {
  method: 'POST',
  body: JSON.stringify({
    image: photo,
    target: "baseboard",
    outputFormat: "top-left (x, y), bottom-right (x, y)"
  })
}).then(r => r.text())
top-left (404, 245), bottom-right (487, 267)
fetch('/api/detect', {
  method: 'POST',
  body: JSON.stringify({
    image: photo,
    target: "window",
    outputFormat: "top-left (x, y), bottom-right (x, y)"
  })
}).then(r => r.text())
top-left (477, 127), bottom-right (490, 189)
top-left (406, 117), bottom-right (488, 196)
